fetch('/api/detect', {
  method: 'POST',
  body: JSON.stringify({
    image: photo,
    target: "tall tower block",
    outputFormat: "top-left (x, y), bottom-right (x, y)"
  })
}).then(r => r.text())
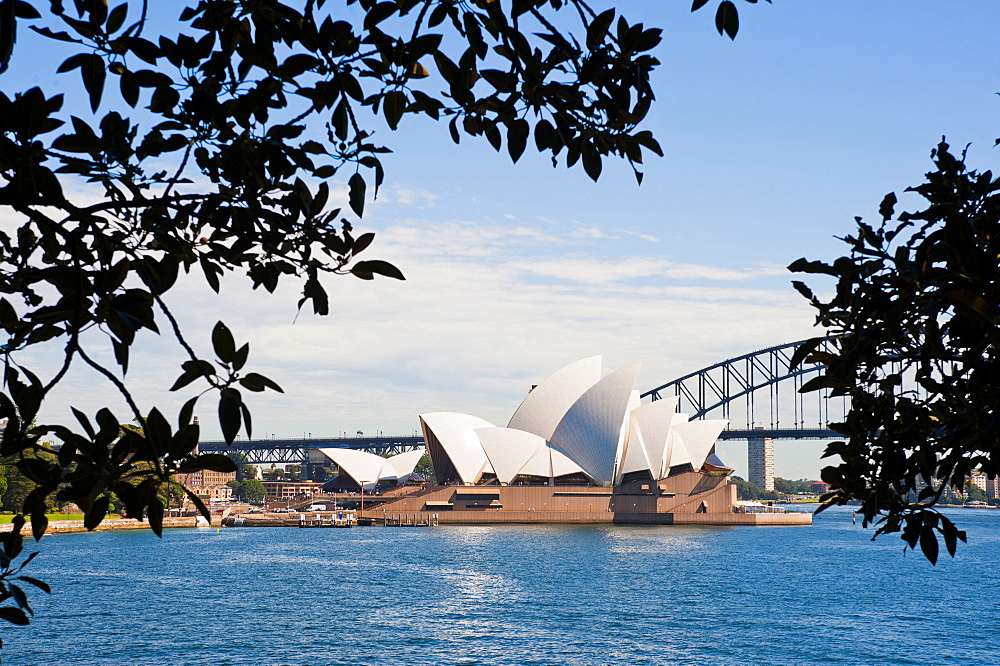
top-left (748, 431), bottom-right (774, 492)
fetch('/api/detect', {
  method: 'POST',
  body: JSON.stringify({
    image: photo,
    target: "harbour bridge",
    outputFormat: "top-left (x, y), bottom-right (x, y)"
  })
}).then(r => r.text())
top-left (200, 339), bottom-right (847, 486)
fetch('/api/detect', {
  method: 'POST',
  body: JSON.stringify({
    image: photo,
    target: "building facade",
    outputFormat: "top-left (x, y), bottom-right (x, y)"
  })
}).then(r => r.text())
top-left (176, 468), bottom-right (237, 502)
top-left (261, 480), bottom-right (323, 499)
top-left (986, 476), bottom-right (1000, 499)
top-left (748, 433), bottom-right (775, 492)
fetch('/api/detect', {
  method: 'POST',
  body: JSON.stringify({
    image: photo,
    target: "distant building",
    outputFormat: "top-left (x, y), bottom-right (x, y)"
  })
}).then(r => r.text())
top-left (748, 431), bottom-right (774, 492)
top-left (176, 467), bottom-right (237, 503)
top-left (970, 474), bottom-right (988, 492)
top-left (197, 485), bottom-right (234, 501)
top-left (177, 468), bottom-right (236, 487)
top-left (985, 477), bottom-right (1000, 499)
top-left (810, 481), bottom-right (830, 495)
top-left (261, 480), bottom-right (323, 499)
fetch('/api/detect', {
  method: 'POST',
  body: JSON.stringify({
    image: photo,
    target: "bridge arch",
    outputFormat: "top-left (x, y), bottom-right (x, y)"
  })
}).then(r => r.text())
top-left (640, 339), bottom-right (844, 439)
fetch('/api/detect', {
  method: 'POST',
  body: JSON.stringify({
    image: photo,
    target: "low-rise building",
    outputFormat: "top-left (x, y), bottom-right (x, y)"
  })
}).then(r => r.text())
top-left (261, 480), bottom-right (324, 499)
top-left (810, 481), bottom-right (830, 495)
top-left (175, 468), bottom-right (237, 504)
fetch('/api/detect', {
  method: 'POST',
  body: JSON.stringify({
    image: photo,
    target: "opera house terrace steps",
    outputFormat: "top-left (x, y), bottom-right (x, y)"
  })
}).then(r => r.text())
top-left (357, 472), bottom-right (812, 526)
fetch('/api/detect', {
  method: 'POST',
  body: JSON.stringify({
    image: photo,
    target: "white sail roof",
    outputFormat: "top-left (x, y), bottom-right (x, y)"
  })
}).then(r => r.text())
top-left (316, 448), bottom-right (389, 487)
top-left (419, 412), bottom-right (495, 484)
top-left (663, 412), bottom-right (692, 470)
top-left (476, 427), bottom-right (547, 485)
top-left (618, 416), bottom-right (652, 478)
top-left (614, 390), bottom-right (642, 480)
top-left (549, 447), bottom-right (585, 478)
top-left (549, 362), bottom-right (642, 486)
top-left (416, 356), bottom-right (732, 489)
top-left (630, 396), bottom-right (680, 479)
top-left (512, 443), bottom-right (586, 479)
top-left (507, 356), bottom-right (602, 440)
top-left (384, 448), bottom-right (426, 479)
top-left (671, 419), bottom-right (729, 471)
top-left (518, 444), bottom-right (552, 478)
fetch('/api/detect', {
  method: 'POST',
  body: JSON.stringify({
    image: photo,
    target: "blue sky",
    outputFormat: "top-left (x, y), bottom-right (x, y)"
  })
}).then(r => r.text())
top-left (5, 1), bottom-right (999, 479)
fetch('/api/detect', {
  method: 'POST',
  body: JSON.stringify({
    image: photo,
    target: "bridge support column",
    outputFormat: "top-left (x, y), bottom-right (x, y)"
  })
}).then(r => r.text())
top-left (748, 431), bottom-right (774, 492)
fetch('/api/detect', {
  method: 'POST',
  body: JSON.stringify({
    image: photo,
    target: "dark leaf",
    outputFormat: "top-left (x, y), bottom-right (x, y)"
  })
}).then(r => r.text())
top-left (8, 584), bottom-right (28, 614)
top-left (80, 53), bottom-right (106, 111)
top-left (232, 343), bottom-right (249, 372)
top-left (239, 372), bottom-right (283, 393)
top-left (218, 388), bottom-right (242, 445)
top-left (507, 119), bottom-right (529, 163)
top-left (581, 143), bottom-right (602, 182)
top-left (352, 232), bottom-right (375, 255)
top-left (382, 90), bottom-right (406, 130)
top-left (351, 260), bottom-right (404, 281)
top-left (16, 576), bottom-right (51, 594)
top-left (348, 172), bottom-right (366, 218)
top-left (211, 321), bottom-right (236, 364)
top-left (919, 526), bottom-right (939, 565)
top-left (0, 607), bottom-right (30, 625)
top-left (586, 9), bottom-right (615, 50)
top-left (715, 1), bottom-right (739, 39)
top-left (147, 496), bottom-right (164, 537)
top-left (184, 487), bottom-right (211, 522)
top-left (178, 396), bottom-right (198, 431)
top-left (84, 495), bottom-right (110, 531)
top-left (179, 454), bottom-right (237, 474)
top-left (878, 192), bottom-right (897, 222)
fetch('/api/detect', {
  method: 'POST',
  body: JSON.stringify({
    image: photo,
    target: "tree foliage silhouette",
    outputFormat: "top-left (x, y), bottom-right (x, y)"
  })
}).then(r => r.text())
top-left (791, 140), bottom-right (1000, 564)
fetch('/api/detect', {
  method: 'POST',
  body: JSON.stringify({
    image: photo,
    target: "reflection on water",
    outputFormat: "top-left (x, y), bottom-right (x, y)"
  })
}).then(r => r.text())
top-left (11, 506), bottom-right (1000, 665)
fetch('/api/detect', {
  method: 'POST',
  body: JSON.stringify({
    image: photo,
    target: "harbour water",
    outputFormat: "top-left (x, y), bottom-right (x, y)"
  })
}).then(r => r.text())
top-left (11, 505), bottom-right (1000, 665)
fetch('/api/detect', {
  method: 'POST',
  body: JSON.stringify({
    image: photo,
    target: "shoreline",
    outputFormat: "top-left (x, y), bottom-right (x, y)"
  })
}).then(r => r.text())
top-left (0, 516), bottom-right (209, 535)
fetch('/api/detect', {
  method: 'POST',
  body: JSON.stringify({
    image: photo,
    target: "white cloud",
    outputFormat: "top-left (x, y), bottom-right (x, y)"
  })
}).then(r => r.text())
top-left (379, 184), bottom-right (438, 208)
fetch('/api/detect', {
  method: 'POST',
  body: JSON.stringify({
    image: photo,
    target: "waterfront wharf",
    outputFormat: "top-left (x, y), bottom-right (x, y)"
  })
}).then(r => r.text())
top-left (362, 513), bottom-right (439, 527)
top-left (298, 512), bottom-right (357, 528)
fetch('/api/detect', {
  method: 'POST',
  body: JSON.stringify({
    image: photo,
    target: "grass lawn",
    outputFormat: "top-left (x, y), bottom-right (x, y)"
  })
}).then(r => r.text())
top-left (0, 513), bottom-right (94, 523)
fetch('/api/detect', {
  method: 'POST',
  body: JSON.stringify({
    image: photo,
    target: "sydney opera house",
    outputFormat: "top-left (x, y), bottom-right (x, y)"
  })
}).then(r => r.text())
top-left (322, 357), bottom-right (810, 525)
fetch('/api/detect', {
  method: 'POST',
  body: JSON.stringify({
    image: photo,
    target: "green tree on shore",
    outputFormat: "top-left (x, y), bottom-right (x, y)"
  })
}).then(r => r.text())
top-left (227, 478), bottom-right (266, 504)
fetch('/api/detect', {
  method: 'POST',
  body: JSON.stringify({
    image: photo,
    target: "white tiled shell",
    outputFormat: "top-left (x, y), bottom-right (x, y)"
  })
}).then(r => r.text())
top-left (671, 419), bottom-right (729, 471)
top-left (384, 448), bottom-right (426, 480)
top-left (618, 416), bottom-right (652, 478)
top-left (629, 396), bottom-right (680, 479)
top-left (663, 412), bottom-right (692, 469)
top-left (549, 362), bottom-right (642, 486)
top-left (316, 447), bottom-right (390, 488)
top-left (507, 355), bottom-right (602, 440)
top-left (419, 412), bottom-right (496, 484)
top-left (475, 427), bottom-right (547, 485)
top-left (614, 390), bottom-right (642, 480)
